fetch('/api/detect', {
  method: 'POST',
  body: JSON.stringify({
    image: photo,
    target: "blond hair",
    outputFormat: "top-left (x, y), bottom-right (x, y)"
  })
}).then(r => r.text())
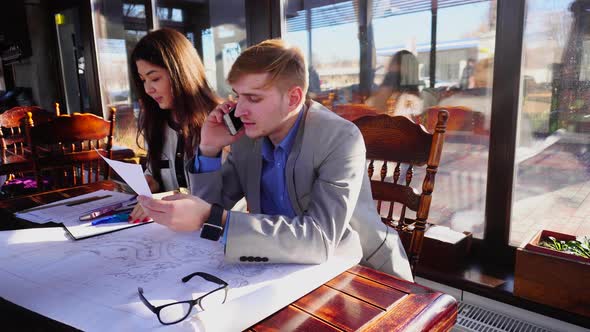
top-left (228, 39), bottom-right (308, 94)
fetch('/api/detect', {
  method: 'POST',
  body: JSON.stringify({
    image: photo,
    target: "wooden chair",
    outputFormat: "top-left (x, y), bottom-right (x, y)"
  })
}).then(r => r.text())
top-left (0, 106), bottom-right (57, 157)
top-left (418, 106), bottom-right (487, 136)
top-left (315, 91), bottom-right (336, 110)
top-left (332, 103), bottom-right (379, 122)
top-left (25, 108), bottom-right (116, 191)
top-left (353, 111), bottom-right (448, 273)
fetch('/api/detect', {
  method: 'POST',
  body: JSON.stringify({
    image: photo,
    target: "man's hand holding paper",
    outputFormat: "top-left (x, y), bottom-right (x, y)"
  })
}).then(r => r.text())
top-left (137, 194), bottom-right (213, 232)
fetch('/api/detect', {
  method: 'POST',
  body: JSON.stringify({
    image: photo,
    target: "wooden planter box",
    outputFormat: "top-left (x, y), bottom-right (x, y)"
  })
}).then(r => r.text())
top-left (514, 230), bottom-right (590, 318)
top-left (398, 228), bottom-right (472, 271)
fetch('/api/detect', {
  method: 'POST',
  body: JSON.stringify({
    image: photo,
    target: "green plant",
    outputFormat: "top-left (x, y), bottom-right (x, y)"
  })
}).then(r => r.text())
top-left (568, 237), bottom-right (590, 259)
top-left (539, 236), bottom-right (590, 259)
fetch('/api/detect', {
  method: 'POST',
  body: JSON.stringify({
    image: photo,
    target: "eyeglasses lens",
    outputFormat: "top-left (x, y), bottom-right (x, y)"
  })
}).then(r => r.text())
top-left (199, 289), bottom-right (226, 311)
top-left (159, 302), bottom-right (191, 324)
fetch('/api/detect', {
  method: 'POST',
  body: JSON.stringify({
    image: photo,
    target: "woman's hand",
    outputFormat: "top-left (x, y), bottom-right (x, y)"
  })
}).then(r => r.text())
top-left (129, 204), bottom-right (150, 223)
top-left (199, 102), bottom-right (244, 157)
top-left (130, 175), bottom-right (159, 223)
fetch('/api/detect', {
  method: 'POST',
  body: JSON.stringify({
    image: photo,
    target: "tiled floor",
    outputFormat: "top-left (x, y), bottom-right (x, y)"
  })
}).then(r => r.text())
top-left (510, 141), bottom-right (590, 245)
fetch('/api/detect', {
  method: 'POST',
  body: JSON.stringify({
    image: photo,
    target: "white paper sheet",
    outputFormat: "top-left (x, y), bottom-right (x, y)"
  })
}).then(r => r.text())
top-left (63, 217), bottom-right (152, 240)
top-left (0, 223), bottom-right (362, 331)
top-left (97, 150), bottom-right (152, 197)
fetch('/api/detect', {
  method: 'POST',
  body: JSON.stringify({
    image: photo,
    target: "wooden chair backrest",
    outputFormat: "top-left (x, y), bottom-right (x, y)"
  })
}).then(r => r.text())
top-left (315, 92), bottom-right (336, 110)
top-left (25, 108), bottom-right (116, 191)
top-left (0, 106), bottom-right (56, 156)
top-left (418, 106), bottom-right (487, 136)
top-left (332, 103), bottom-right (379, 122)
top-left (353, 111), bottom-right (448, 274)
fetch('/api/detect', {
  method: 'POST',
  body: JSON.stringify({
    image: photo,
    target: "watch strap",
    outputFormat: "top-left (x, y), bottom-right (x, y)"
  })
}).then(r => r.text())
top-left (200, 203), bottom-right (224, 241)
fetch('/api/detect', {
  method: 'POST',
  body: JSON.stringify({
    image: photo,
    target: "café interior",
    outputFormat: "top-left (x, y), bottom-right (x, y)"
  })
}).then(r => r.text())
top-left (0, 0), bottom-right (589, 331)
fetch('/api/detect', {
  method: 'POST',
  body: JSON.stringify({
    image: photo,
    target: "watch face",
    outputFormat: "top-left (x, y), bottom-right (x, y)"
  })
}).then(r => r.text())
top-left (200, 204), bottom-right (224, 241)
top-left (201, 223), bottom-right (223, 241)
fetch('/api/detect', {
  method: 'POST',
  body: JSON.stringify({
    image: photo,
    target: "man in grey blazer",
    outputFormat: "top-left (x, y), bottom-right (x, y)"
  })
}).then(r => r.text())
top-left (138, 39), bottom-right (413, 282)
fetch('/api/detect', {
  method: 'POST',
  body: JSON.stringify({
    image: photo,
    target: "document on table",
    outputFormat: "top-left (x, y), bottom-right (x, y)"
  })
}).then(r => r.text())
top-left (15, 189), bottom-right (136, 224)
top-left (13, 189), bottom-right (143, 240)
top-left (0, 223), bottom-right (362, 331)
top-left (14, 190), bottom-right (176, 240)
top-left (97, 149), bottom-right (152, 198)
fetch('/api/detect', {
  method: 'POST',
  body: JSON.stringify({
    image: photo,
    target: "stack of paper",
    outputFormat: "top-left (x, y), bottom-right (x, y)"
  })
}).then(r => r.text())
top-left (13, 151), bottom-right (163, 240)
top-left (14, 190), bottom-right (145, 240)
top-left (15, 190), bottom-right (136, 224)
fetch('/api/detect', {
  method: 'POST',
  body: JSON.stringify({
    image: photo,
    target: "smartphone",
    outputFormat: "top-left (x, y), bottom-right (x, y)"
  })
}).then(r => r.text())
top-left (222, 105), bottom-right (244, 136)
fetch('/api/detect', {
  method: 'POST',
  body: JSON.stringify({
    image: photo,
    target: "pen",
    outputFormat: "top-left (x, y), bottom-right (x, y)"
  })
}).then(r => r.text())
top-left (91, 213), bottom-right (130, 226)
top-left (79, 202), bottom-right (123, 221)
top-left (79, 196), bottom-right (137, 221)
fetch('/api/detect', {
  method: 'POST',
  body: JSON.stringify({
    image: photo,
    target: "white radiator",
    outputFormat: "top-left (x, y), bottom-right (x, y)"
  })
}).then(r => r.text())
top-left (454, 302), bottom-right (554, 332)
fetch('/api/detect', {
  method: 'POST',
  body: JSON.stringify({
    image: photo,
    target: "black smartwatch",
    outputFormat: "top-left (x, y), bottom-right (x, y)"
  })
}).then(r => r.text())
top-left (200, 203), bottom-right (225, 241)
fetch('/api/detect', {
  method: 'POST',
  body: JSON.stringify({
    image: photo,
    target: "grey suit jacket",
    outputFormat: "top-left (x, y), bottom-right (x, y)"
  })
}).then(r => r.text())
top-left (188, 101), bottom-right (413, 281)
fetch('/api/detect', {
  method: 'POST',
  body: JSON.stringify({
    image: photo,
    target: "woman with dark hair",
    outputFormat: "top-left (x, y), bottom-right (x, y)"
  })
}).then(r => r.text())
top-left (366, 50), bottom-right (422, 115)
top-left (129, 28), bottom-right (220, 220)
top-left (381, 50), bottom-right (420, 92)
top-left (131, 28), bottom-right (219, 191)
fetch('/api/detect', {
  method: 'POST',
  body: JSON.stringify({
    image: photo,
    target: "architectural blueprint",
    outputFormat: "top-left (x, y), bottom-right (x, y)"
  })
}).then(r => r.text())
top-left (0, 223), bottom-right (362, 331)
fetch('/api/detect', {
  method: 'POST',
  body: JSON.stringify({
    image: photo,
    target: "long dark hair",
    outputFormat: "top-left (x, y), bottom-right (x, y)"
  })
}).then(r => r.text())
top-left (130, 28), bottom-right (220, 185)
top-left (385, 50), bottom-right (419, 93)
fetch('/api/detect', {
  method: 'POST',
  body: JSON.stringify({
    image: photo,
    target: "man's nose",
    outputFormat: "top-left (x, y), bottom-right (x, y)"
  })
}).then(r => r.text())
top-left (234, 103), bottom-right (246, 117)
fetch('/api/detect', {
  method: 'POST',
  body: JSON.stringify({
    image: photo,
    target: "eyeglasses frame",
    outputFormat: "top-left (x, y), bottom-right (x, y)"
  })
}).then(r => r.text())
top-left (138, 271), bottom-right (229, 325)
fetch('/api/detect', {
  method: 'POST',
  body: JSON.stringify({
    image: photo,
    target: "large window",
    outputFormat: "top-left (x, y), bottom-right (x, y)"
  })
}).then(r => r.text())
top-left (90, 0), bottom-right (246, 152)
top-left (285, 1), bottom-right (361, 99)
top-left (91, 0), bottom-right (150, 150)
top-left (511, 0), bottom-right (590, 245)
top-left (155, 0), bottom-right (247, 99)
top-left (283, 0), bottom-right (497, 239)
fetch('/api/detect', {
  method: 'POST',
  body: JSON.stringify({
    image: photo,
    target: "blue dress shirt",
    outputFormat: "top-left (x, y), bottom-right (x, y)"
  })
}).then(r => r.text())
top-left (195, 109), bottom-right (305, 242)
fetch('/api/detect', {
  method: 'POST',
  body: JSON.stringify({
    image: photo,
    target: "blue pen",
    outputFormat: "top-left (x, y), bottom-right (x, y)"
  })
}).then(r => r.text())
top-left (91, 213), bottom-right (130, 226)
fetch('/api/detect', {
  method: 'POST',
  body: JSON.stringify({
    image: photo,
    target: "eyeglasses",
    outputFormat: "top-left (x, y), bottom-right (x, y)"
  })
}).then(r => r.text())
top-left (138, 272), bottom-right (228, 325)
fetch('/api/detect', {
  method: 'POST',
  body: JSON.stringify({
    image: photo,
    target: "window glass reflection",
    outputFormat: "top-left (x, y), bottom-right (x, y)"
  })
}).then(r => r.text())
top-left (157, 7), bottom-right (170, 21)
top-left (284, 0), bottom-right (497, 239)
top-left (90, 0), bottom-right (246, 153)
top-left (155, 0), bottom-right (246, 98)
top-left (123, 3), bottom-right (146, 18)
top-left (511, 0), bottom-right (590, 245)
top-left (156, 7), bottom-right (183, 22)
top-left (172, 8), bottom-right (183, 22)
top-left (91, 0), bottom-right (151, 149)
top-left (404, 2), bottom-right (496, 240)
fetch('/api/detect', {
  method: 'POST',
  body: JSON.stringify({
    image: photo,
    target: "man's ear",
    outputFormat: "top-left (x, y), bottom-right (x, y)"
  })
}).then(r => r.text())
top-left (287, 86), bottom-right (304, 111)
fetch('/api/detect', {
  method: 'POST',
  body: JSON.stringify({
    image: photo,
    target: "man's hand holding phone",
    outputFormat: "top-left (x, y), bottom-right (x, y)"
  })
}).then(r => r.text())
top-left (199, 102), bottom-right (244, 157)
top-left (223, 105), bottom-right (244, 136)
